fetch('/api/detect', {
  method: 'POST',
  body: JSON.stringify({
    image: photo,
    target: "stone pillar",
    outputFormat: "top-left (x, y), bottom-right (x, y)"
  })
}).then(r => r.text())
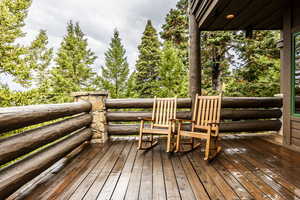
top-left (72, 92), bottom-right (108, 143)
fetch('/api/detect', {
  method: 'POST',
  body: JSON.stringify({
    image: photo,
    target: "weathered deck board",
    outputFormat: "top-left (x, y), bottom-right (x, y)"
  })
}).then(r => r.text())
top-left (7, 137), bottom-right (300, 200)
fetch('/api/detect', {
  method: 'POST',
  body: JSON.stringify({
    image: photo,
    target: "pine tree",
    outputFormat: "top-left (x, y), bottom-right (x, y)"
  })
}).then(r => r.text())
top-left (0, 0), bottom-right (32, 85)
top-left (225, 31), bottom-right (280, 97)
top-left (201, 31), bottom-right (234, 94)
top-left (125, 71), bottom-right (138, 98)
top-left (50, 21), bottom-right (97, 102)
top-left (160, 0), bottom-right (188, 66)
top-left (135, 20), bottom-right (161, 97)
top-left (158, 42), bottom-right (187, 97)
top-left (97, 29), bottom-right (129, 98)
top-left (28, 30), bottom-right (53, 87)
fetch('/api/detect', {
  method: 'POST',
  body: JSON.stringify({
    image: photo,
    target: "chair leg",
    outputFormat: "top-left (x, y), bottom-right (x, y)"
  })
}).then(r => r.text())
top-left (175, 133), bottom-right (181, 152)
top-left (137, 130), bottom-right (143, 150)
top-left (204, 136), bottom-right (211, 160)
top-left (191, 138), bottom-right (195, 149)
top-left (167, 133), bottom-right (172, 152)
top-left (150, 134), bottom-right (154, 145)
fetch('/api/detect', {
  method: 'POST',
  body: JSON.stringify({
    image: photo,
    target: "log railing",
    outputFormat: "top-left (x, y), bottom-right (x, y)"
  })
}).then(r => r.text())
top-left (0, 101), bottom-right (93, 199)
top-left (106, 97), bottom-right (283, 135)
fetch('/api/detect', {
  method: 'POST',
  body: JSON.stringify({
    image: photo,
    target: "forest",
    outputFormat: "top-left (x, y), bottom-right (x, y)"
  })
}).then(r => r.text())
top-left (0, 0), bottom-right (280, 108)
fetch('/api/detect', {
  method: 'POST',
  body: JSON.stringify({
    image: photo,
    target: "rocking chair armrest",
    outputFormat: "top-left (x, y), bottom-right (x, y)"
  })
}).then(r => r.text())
top-left (138, 117), bottom-right (154, 122)
top-left (170, 118), bottom-right (195, 123)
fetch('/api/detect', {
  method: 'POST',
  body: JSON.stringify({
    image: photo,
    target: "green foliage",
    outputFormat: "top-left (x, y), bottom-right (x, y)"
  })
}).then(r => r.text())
top-left (97, 29), bottom-right (129, 98)
top-left (0, 0), bottom-right (32, 85)
top-left (201, 31), bottom-right (233, 94)
top-left (28, 30), bottom-right (53, 87)
top-left (160, 0), bottom-right (188, 66)
top-left (49, 21), bottom-right (97, 102)
top-left (135, 20), bottom-right (161, 97)
top-left (225, 31), bottom-right (280, 97)
top-left (158, 42), bottom-right (187, 97)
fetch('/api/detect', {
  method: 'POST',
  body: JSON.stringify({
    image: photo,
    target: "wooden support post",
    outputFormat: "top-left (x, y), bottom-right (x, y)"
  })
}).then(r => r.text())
top-left (281, 2), bottom-right (292, 145)
top-left (72, 92), bottom-right (108, 143)
top-left (189, 0), bottom-right (201, 98)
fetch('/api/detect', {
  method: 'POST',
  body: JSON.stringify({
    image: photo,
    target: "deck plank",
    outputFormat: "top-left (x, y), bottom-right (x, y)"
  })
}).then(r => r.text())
top-left (81, 141), bottom-right (128, 200)
top-left (190, 150), bottom-right (240, 200)
top-left (110, 141), bottom-right (138, 200)
top-left (8, 137), bottom-right (300, 200)
top-left (187, 148), bottom-right (225, 200)
top-left (152, 142), bottom-right (167, 200)
top-left (212, 158), bottom-right (253, 199)
top-left (178, 153), bottom-right (210, 200)
top-left (224, 140), bottom-right (300, 199)
top-left (139, 147), bottom-right (153, 200)
top-left (236, 139), bottom-right (300, 187)
top-left (171, 155), bottom-right (196, 200)
top-left (221, 151), bottom-right (286, 200)
top-left (217, 156), bottom-right (271, 200)
top-left (124, 147), bottom-right (146, 200)
top-left (96, 141), bottom-right (133, 200)
top-left (161, 144), bottom-right (181, 200)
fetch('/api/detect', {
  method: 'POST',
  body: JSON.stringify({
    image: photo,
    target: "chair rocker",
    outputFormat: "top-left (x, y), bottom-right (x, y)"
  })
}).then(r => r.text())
top-left (175, 94), bottom-right (222, 161)
top-left (138, 97), bottom-right (177, 152)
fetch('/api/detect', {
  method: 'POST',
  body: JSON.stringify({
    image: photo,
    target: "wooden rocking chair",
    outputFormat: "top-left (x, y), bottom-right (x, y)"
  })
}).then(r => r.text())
top-left (138, 97), bottom-right (177, 152)
top-left (175, 94), bottom-right (222, 161)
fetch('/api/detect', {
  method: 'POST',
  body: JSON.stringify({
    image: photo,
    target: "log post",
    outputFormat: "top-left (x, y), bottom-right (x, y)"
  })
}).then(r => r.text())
top-left (188, 0), bottom-right (201, 97)
top-left (72, 92), bottom-right (108, 143)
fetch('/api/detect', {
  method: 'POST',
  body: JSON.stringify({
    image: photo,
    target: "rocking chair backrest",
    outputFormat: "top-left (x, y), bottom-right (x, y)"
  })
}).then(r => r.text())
top-left (151, 97), bottom-right (177, 128)
top-left (192, 94), bottom-right (222, 131)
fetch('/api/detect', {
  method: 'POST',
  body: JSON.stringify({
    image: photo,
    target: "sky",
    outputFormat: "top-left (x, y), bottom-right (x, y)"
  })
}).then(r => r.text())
top-left (22, 0), bottom-right (179, 67)
top-left (3, 0), bottom-right (178, 90)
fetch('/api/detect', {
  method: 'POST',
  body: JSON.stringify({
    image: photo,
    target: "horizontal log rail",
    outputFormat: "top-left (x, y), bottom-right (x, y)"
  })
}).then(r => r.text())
top-left (106, 97), bottom-right (283, 109)
top-left (107, 109), bottom-right (282, 122)
top-left (108, 120), bottom-right (282, 135)
top-left (0, 128), bottom-right (92, 199)
top-left (106, 97), bottom-right (283, 135)
top-left (0, 101), bottom-right (92, 135)
top-left (0, 114), bottom-right (92, 166)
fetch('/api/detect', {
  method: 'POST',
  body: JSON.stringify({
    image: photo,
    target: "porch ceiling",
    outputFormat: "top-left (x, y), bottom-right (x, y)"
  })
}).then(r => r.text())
top-left (191, 0), bottom-right (284, 31)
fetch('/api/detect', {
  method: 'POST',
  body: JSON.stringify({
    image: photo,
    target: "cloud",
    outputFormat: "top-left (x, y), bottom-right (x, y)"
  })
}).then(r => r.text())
top-left (21, 0), bottom-right (178, 72)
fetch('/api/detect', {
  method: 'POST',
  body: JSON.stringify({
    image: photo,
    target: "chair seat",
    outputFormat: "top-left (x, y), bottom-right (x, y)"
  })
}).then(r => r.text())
top-left (179, 131), bottom-right (210, 139)
top-left (142, 128), bottom-right (172, 134)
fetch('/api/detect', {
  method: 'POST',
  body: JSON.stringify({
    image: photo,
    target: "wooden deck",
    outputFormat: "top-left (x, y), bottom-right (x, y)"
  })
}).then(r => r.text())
top-left (7, 137), bottom-right (300, 200)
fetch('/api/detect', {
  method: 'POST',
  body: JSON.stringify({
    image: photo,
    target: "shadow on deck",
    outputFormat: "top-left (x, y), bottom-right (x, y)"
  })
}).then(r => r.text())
top-left (7, 136), bottom-right (300, 200)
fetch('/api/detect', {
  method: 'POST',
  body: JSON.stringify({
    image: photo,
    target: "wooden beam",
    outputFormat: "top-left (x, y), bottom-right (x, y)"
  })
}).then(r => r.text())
top-left (0, 101), bottom-right (91, 135)
top-left (107, 109), bottom-right (281, 122)
top-left (108, 120), bottom-right (281, 135)
top-left (106, 97), bottom-right (282, 109)
top-left (189, 0), bottom-right (201, 97)
top-left (0, 128), bottom-right (92, 199)
top-left (0, 114), bottom-right (92, 166)
top-left (106, 98), bottom-right (191, 109)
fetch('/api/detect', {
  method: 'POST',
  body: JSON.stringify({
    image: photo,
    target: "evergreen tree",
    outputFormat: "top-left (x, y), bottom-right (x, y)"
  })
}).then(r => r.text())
top-left (160, 0), bottom-right (188, 66)
top-left (225, 31), bottom-right (280, 97)
top-left (201, 31), bottom-right (234, 94)
top-left (28, 30), bottom-right (53, 87)
top-left (158, 42), bottom-right (187, 97)
top-left (125, 71), bottom-right (138, 98)
top-left (50, 21), bottom-right (97, 102)
top-left (135, 20), bottom-right (161, 97)
top-left (97, 29), bottom-right (129, 98)
top-left (0, 0), bottom-right (32, 85)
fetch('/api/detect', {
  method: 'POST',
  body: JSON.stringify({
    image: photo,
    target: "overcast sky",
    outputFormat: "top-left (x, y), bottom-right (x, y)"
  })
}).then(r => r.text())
top-left (22, 0), bottom-right (177, 70)
top-left (3, 0), bottom-right (178, 90)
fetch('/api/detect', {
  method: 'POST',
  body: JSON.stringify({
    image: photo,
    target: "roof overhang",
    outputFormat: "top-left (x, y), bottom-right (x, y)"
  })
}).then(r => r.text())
top-left (190, 0), bottom-right (284, 31)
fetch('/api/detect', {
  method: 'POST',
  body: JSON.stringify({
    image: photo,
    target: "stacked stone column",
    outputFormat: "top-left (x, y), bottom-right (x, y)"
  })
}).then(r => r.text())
top-left (72, 92), bottom-right (108, 143)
